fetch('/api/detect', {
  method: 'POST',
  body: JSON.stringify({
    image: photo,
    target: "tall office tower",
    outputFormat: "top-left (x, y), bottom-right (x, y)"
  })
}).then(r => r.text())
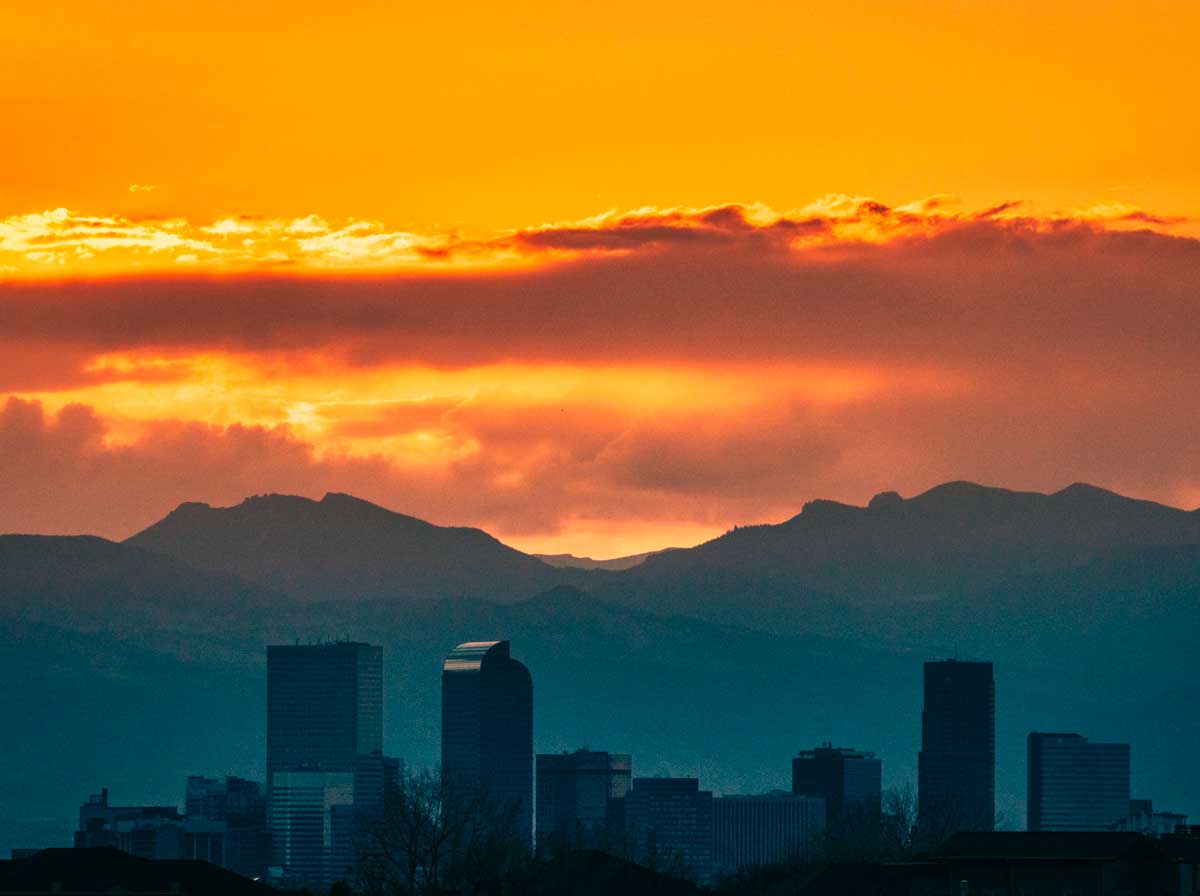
top-left (713, 792), bottom-right (825, 875)
top-left (624, 778), bottom-right (714, 885)
top-left (267, 642), bottom-right (384, 889)
top-left (918, 659), bottom-right (995, 836)
top-left (536, 749), bottom-right (633, 854)
top-left (441, 640), bottom-right (534, 848)
top-left (791, 745), bottom-right (882, 821)
top-left (1027, 733), bottom-right (1131, 831)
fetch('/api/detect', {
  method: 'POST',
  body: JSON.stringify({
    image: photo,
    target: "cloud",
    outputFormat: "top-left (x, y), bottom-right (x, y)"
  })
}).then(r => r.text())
top-left (127, 184), bottom-right (157, 193)
top-left (4, 199), bottom-right (1200, 551)
top-left (0, 209), bottom-right (220, 269)
top-left (2, 213), bottom-right (1197, 375)
top-left (0, 195), bottom-right (1184, 277)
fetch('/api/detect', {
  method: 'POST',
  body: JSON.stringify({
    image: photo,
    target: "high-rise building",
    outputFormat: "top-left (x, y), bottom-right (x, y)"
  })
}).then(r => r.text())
top-left (624, 777), bottom-right (714, 885)
top-left (713, 792), bottom-right (825, 874)
top-left (266, 641), bottom-right (385, 889)
top-left (536, 749), bottom-right (632, 854)
top-left (918, 659), bottom-right (995, 836)
top-left (791, 745), bottom-right (881, 821)
top-left (441, 640), bottom-right (533, 848)
top-left (74, 788), bottom-right (184, 859)
top-left (1027, 734), bottom-right (1131, 831)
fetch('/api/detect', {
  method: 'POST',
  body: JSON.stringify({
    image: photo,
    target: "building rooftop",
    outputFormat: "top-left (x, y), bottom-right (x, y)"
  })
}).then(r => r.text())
top-left (929, 831), bottom-right (1167, 862)
top-left (443, 640), bottom-right (509, 672)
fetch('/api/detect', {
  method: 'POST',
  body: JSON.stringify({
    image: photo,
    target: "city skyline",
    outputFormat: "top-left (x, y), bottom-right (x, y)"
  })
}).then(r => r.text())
top-left (4, 4), bottom-right (1198, 891)
top-left (49, 636), bottom-right (1192, 888)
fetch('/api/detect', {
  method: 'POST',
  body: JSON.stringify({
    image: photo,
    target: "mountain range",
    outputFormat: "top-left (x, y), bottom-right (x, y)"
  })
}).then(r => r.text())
top-left (533, 551), bottom-right (664, 571)
top-left (2, 481), bottom-right (1198, 856)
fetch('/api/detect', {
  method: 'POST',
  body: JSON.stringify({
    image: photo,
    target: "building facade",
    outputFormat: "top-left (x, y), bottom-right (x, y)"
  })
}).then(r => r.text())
top-left (1027, 733), bottom-right (1131, 831)
top-left (536, 749), bottom-right (632, 854)
top-left (1123, 799), bottom-right (1189, 836)
top-left (918, 659), bottom-right (995, 836)
top-left (624, 777), bottom-right (714, 885)
top-left (441, 640), bottom-right (534, 848)
top-left (266, 641), bottom-right (385, 889)
top-left (897, 831), bottom-right (1181, 896)
top-left (792, 745), bottom-right (881, 821)
top-left (74, 788), bottom-right (184, 860)
top-left (182, 776), bottom-right (270, 878)
top-left (713, 792), bottom-right (825, 875)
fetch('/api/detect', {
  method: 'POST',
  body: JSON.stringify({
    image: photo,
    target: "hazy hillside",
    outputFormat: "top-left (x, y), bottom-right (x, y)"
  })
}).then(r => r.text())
top-left (0, 534), bottom-right (285, 634)
top-left (126, 492), bottom-right (584, 602)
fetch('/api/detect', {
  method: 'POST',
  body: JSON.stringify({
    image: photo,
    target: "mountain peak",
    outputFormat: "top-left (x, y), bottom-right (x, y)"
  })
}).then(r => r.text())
top-left (320, 491), bottom-right (378, 508)
top-left (798, 498), bottom-right (861, 518)
top-left (126, 492), bottom-right (576, 603)
top-left (1052, 482), bottom-right (1124, 503)
top-left (236, 493), bottom-right (315, 509)
top-left (868, 490), bottom-right (904, 511)
top-left (913, 480), bottom-right (1014, 501)
top-left (160, 500), bottom-right (213, 519)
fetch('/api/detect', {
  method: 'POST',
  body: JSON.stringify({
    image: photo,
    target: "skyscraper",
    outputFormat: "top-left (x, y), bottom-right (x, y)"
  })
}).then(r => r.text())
top-left (1027, 733), bottom-right (1131, 831)
top-left (266, 641), bottom-right (384, 889)
top-left (713, 792), bottom-right (825, 874)
top-left (918, 659), bottom-right (995, 836)
top-left (791, 745), bottom-right (881, 821)
top-left (624, 777), bottom-right (714, 885)
top-left (536, 749), bottom-right (632, 854)
top-left (441, 640), bottom-right (533, 848)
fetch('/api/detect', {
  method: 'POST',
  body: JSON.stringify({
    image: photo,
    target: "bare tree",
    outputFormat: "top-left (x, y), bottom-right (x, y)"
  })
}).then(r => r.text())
top-left (879, 783), bottom-right (919, 860)
top-left (913, 787), bottom-right (994, 854)
top-left (354, 767), bottom-right (528, 896)
top-left (811, 798), bottom-right (883, 862)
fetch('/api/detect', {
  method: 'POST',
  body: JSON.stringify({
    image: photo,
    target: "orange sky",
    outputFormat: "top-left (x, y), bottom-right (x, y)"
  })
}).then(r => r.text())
top-left (2, 1), bottom-right (1199, 556)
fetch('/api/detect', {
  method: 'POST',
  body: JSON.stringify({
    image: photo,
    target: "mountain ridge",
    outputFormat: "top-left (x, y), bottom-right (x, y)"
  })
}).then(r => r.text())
top-left (126, 490), bottom-right (582, 603)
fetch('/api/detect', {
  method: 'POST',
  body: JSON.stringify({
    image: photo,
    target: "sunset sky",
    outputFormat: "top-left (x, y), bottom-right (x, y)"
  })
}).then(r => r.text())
top-left (3, 0), bottom-right (1199, 557)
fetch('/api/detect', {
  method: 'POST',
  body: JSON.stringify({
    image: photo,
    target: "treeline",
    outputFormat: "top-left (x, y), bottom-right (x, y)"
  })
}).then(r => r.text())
top-left (330, 773), bottom-right (994, 896)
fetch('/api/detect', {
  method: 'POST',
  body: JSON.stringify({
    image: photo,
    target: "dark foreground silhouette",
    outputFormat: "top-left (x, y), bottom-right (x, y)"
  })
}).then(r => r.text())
top-left (0, 846), bottom-right (278, 894)
top-left (8, 832), bottom-right (1200, 895)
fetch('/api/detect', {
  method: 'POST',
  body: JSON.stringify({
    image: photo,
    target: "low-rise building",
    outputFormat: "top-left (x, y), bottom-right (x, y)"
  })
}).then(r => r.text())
top-left (713, 791), bottom-right (825, 875)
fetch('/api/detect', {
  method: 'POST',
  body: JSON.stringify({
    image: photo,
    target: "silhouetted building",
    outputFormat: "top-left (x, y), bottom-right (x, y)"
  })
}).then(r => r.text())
top-left (536, 749), bottom-right (632, 854)
top-left (182, 776), bottom-right (270, 879)
top-left (1160, 830), bottom-right (1200, 895)
top-left (624, 777), bottom-right (713, 885)
top-left (74, 788), bottom-right (185, 860)
top-left (895, 831), bottom-right (1181, 896)
top-left (185, 776), bottom-right (227, 820)
top-left (1120, 798), bottom-right (1189, 836)
top-left (1027, 733), bottom-right (1131, 831)
top-left (441, 640), bottom-right (534, 848)
top-left (266, 641), bottom-right (384, 889)
top-left (918, 659), bottom-right (995, 836)
top-left (713, 791), bottom-right (825, 875)
top-left (330, 753), bottom-right (402, 878)
top-left (792, 745), bottom-right (882, 821)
